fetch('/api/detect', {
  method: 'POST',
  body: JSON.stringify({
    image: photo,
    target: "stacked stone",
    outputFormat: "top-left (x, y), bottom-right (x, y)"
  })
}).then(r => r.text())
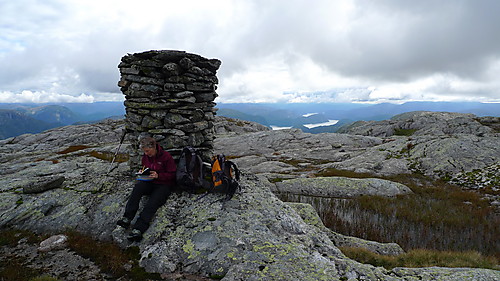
top-left (117, 50), bottom-right (221, 164)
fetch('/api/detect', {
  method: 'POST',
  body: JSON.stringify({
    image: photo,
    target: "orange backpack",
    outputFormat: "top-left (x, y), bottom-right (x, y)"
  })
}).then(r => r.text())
top-left (210, 154), bottom-right (241, 200)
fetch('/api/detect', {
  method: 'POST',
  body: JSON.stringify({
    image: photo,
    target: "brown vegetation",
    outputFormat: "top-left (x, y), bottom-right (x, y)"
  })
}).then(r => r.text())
top-left (340, 246), bottom-right (498, 270)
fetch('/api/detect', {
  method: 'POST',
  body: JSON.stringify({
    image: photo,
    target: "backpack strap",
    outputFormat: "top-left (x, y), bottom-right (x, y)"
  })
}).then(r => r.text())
top-left (194, 153), bottom-right (205, 186)
top-left (225, 160), bottom-right (240, 181)
top-left (212, 154), bottom-right (225, 187)
top-left (176, 147), bottom-right (189, 184)
top-left (185, 146), bottom-right (196, 173)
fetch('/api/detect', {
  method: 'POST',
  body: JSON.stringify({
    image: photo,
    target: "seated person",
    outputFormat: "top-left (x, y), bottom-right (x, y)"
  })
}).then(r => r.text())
top-left (117, 137), bottom-right (176, 242)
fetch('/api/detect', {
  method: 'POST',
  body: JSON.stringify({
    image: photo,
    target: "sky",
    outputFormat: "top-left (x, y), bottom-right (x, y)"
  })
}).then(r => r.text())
top-left (1, 0), bottom-right (500, 104)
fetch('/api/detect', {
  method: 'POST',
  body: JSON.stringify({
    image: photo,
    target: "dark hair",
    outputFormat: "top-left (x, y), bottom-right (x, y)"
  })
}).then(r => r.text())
top-left (139, 137), bottom-right (156, 149)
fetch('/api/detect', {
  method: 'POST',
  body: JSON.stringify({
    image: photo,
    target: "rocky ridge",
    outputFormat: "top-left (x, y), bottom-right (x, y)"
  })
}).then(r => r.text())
top-left (214, 115), bottom-right (271, 136)
top-left (218, 112), bottom-right (499, 193)
top-left (274, 177), bottom-right (413, 198)
top-left (337, 111), bottom-right (499, 137)
top-left (0, 114), bottom-right (499, 280)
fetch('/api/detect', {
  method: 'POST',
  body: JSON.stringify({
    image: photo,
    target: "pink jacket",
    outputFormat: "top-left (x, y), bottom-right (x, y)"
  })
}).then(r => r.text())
top-left (141, 144), bottom-right (176, 186)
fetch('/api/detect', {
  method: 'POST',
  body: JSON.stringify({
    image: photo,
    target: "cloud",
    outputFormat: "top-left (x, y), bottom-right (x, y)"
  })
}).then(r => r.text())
top-left (0, 91), bottom-right (95, 103)
top-left (307, 0), bottom-right (500, 82)
top-left (0, 0), bottom-right (499, 104)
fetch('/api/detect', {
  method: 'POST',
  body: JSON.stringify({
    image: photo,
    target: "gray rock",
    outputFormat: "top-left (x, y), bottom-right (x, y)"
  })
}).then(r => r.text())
top-left (23, 175), bottom-right (65, 194)
top-left (390, 267), bottom-right (500, 281)
top-left (215, 118), bottom-right (499, 192)
top-left (338, 111), bottom-right (496, 137)
top-left (275, 177), bottom-right (412, 198)
top-left (214, 116), bottom-right (270, 135)
top-left (38, 234), bottom-right (68, 252)
top-left (0, 236), bottom-right (104, 280)
top-left (0, 118), bottom-right (499, 280)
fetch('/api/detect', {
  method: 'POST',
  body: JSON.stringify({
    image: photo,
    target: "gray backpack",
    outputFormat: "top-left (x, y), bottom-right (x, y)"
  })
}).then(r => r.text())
top-left (176, 146), bottom-right (209, 193)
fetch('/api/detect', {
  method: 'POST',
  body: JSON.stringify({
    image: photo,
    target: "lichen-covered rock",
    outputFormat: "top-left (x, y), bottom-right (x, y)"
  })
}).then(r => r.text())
top-left (1, 118), bottom-right (499, 280)
top-left (215, 117), bottom-right (499, 193)
top-left (23, 175), bottom-right (65, 194)
top-left (214, 116), bottom-right (271, 135)
top-left (136, 176), bottom-right (347, 279)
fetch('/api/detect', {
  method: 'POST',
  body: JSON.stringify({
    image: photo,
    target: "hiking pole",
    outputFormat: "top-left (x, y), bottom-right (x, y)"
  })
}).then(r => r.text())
top-left (98, 128), bottom-right (128, 192)
top-left (106, 128), bottom-right (128, 174)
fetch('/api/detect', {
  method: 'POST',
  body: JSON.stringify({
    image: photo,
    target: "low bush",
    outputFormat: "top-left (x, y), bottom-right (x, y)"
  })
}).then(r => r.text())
top-left (305, 169), bottom-right (499, 260)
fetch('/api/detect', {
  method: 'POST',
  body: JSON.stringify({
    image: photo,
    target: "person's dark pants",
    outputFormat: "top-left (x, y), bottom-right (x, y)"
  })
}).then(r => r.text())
top-left (123, 181), bottom-right (171, 233)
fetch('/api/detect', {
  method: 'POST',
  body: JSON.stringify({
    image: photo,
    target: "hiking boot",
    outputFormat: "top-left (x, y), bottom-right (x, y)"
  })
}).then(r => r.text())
top-left (127, 229), bottom-right (143, 242)
top-left (117, 217), bottom-right (131, 229)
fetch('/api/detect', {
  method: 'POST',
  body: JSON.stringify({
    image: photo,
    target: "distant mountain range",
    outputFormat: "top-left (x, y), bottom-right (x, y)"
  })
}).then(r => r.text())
top-left (216, 101), bottom-right (500, 133)
top-left (1, 101), bottom-right (499, 139)
top-left (0, 102), bottom-right (125, 139)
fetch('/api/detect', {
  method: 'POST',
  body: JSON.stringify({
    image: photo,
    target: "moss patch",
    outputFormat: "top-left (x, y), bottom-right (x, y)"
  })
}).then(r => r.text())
top-left (394, 128), bottom-right (417, 136)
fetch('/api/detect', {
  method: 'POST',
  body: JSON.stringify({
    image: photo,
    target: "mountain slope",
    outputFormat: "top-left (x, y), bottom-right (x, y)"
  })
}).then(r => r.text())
top-left (25, 105), bottom-right (80, 125)
top-left (0, 102), bottom-right (126, 139)
top-left (216, 102), bottom-right (500, 133)
top-left (0, 109), bottom-right (54, 139)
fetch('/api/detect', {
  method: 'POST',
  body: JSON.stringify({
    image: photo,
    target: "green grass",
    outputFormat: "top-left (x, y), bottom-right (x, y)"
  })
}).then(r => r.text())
top-left (313, 167), bottom-right (379, 179)
top-left (87, 151), bottom-right (129, 163)
top-left (340, 247), bottom-right (499, 270)
top-left (56, 145), bottom-right (129, 163)
top-left (353, 184), bottom-right (490, 227)
top-left (394, 128), bottom-right (417, 136)
top-left (269, 177), bottom-right (285, 183)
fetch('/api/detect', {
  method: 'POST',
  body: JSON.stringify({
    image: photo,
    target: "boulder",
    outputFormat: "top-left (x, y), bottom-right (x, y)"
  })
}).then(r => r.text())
top-left (38, 234), bottom-right (68, 252)
top-left (23, 176), bottom-right (65, 194)
top-left (274, 177), bottom-right (412, 198)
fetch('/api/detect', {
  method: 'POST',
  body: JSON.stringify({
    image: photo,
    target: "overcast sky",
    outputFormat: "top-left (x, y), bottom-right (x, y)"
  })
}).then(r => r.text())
top-left (1, 0), bottom-right (500, 104)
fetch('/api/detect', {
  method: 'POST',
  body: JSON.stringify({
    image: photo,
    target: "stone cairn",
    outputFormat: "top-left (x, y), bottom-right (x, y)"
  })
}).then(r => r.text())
top-left (117, 50), bottom-right (221, 168)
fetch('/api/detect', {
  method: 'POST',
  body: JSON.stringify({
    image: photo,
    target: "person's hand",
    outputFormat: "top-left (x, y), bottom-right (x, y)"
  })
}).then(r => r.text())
top-left (150, 171), bottom-right (158, 179)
